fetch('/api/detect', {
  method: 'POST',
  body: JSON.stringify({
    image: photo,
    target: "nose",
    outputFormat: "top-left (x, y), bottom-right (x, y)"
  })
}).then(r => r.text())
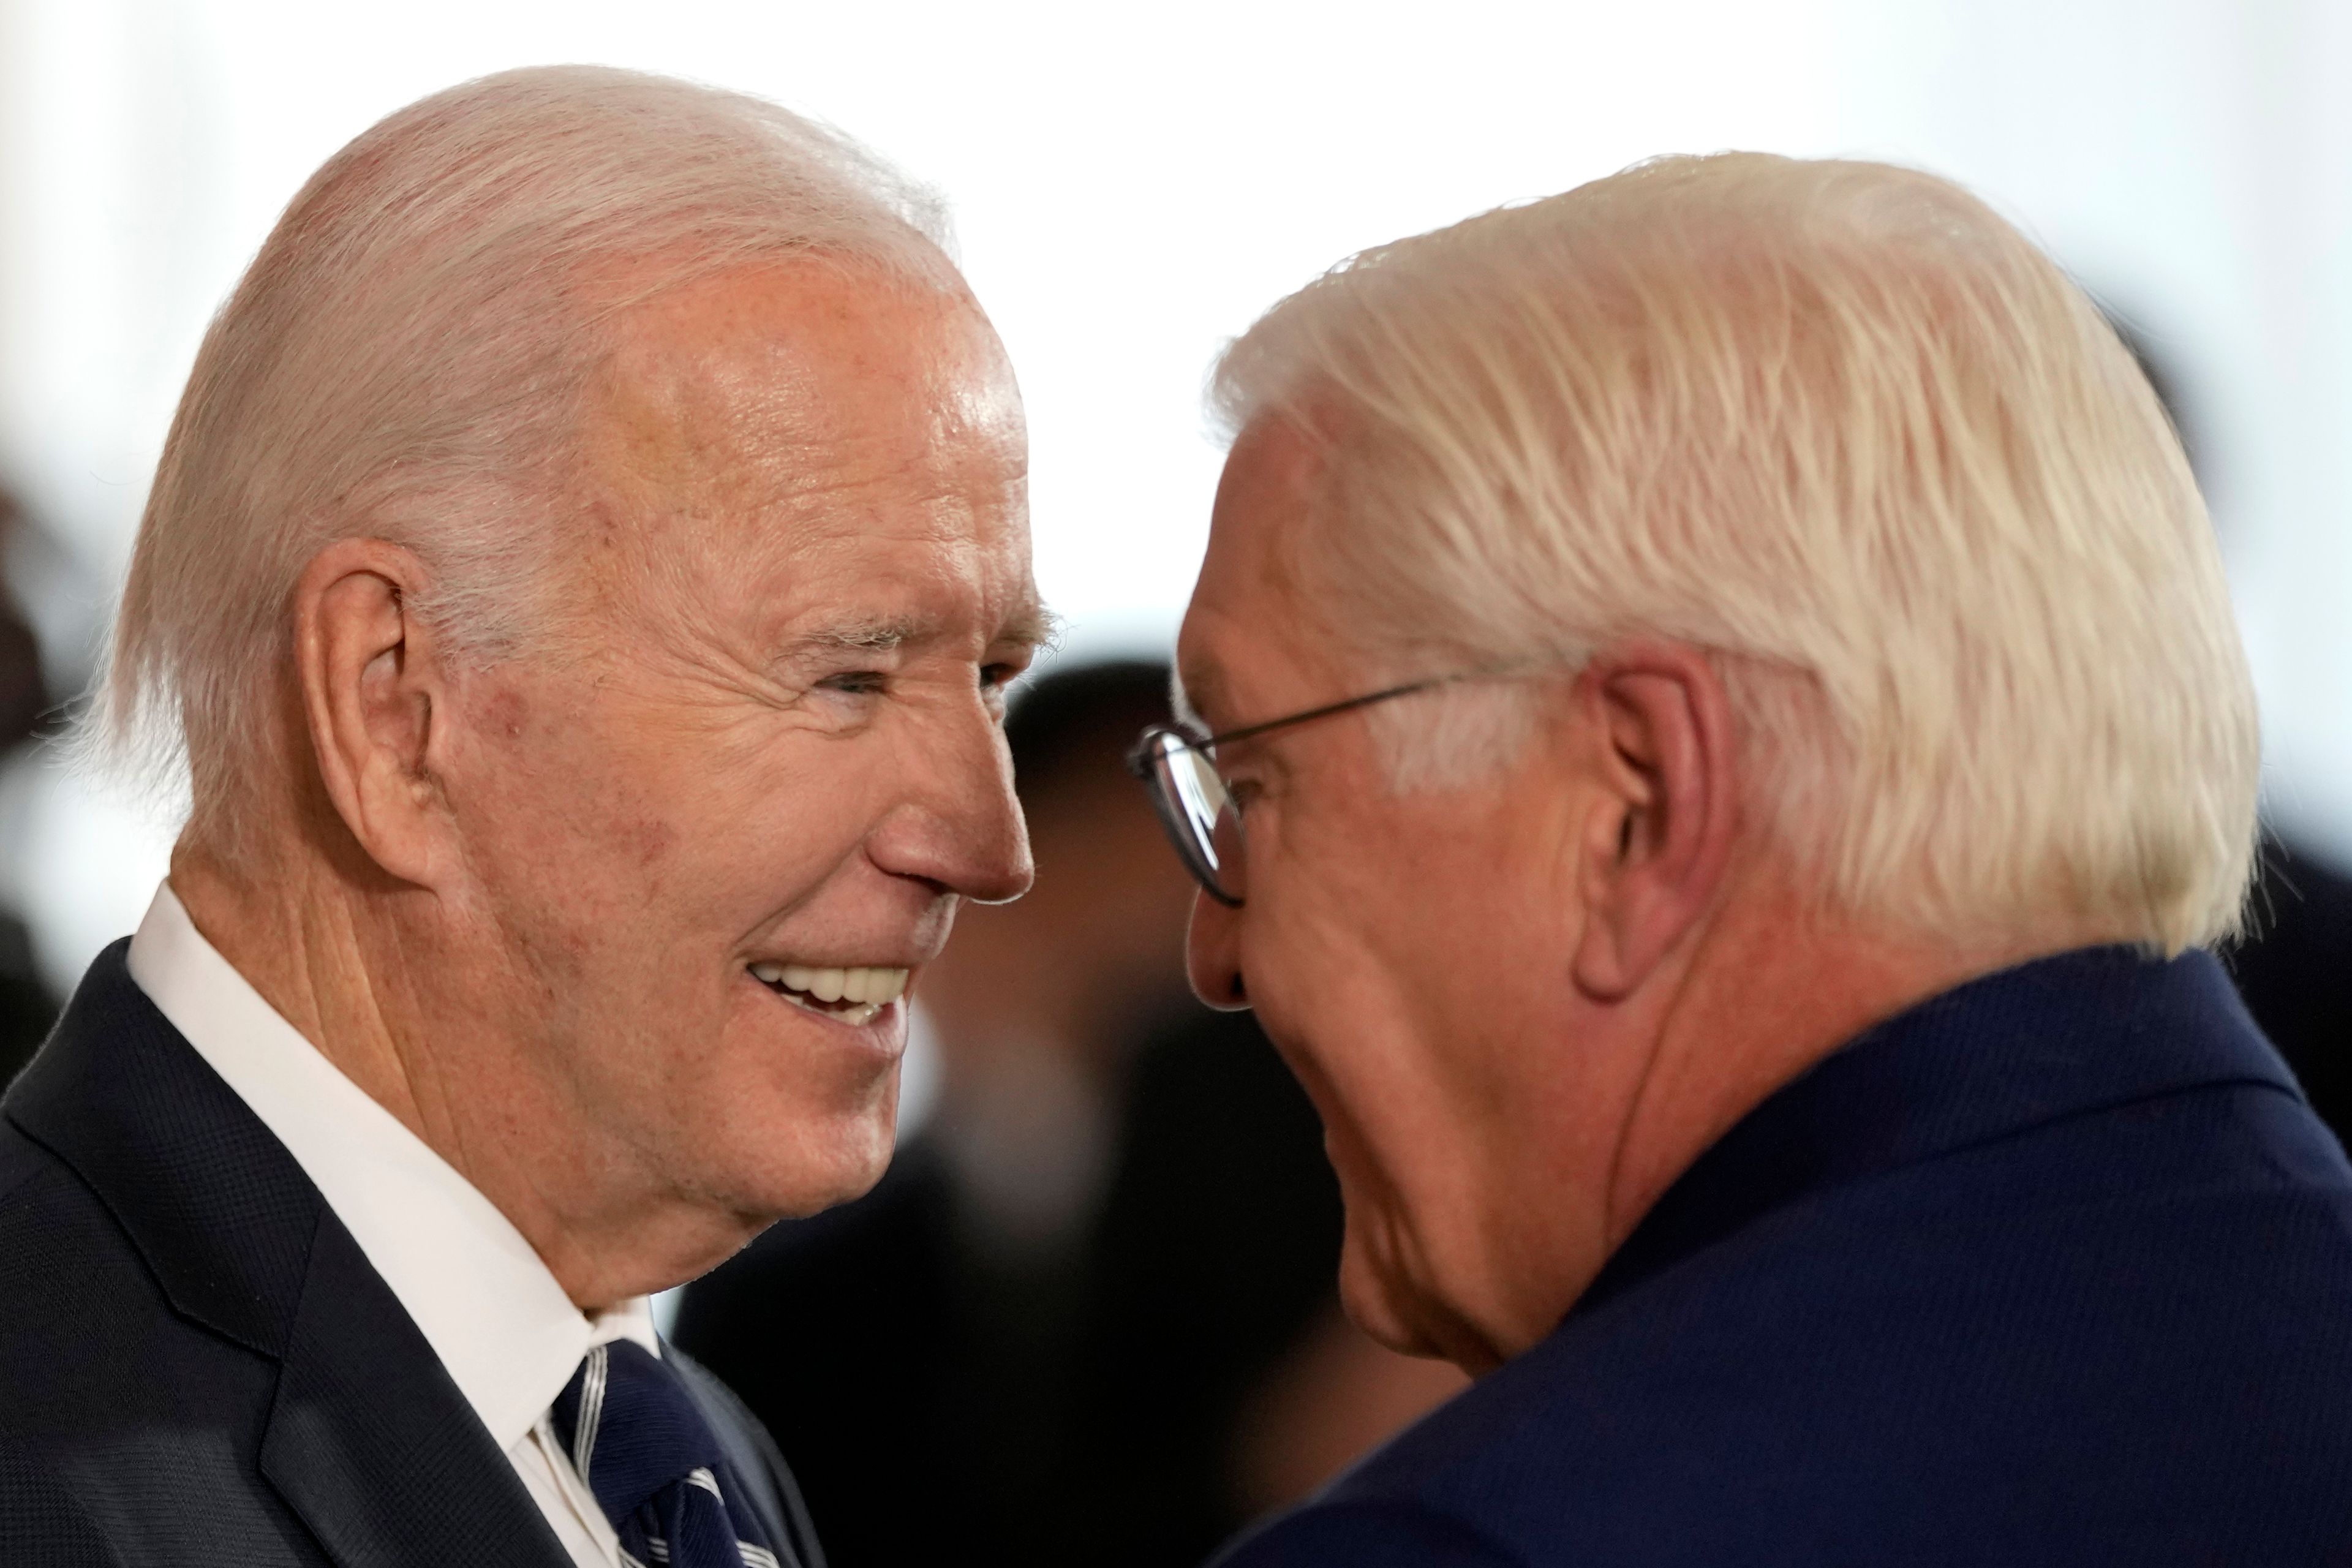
top-left (868, 697), bottom-right (1034, 905)
top-left (1185, 887), bottom-right (1251, 1011)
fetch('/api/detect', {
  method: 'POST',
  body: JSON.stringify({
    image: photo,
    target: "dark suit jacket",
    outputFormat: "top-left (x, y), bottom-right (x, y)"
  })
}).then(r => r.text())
top-left (1217, 947), bottom-right (2352, 1566)
top-left (0, 940), bottom-right (824, 1568)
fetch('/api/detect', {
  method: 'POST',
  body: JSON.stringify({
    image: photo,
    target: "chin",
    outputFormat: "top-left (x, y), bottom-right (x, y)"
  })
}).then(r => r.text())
top-left (798, 1111), bottom-right (897, 1211)
top-left (692, 987), bottom-right (907, 1208)
top-left (1337, 1205), bottom-right (1502, 1373)
top-left (687, 1071), bottom-right (900, 1223)
top-left (1336, 1224), bottom-right (1439, 1359)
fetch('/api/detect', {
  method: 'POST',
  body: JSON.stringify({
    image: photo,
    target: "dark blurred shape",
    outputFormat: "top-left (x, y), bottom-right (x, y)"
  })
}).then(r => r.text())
top-left (675, 658), bottom-right (1462, 1567)
top-left (2103, 311), bottom-right (2352, 1142)
top-left (1059, 1006), bottom-right (1344, 1559)
top-left (2238, 834), bottom-right (2352, 1134)
top-left (1061, 1008), bottom-right (1470, 1559)
top-left (0, 911), bottom-right (57, 1087)
top-left (0, 500), bottom-right (47, 749)
top-left (0, 484), bottom-right (61, 1087)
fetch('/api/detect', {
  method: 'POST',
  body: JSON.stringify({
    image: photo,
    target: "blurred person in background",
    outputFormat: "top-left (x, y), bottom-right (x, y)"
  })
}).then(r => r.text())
top-left (2106, 317), bottom-right (2352, 1139)
top-left (0, 484), bottom-right (59, 1085)
top-left (678, 658), bottom-right (1461, 1568)
top-left (0, 67), bottom-right (1044, 1567)
top-left (1141, 153), bottom-right (2352, 1566)
top-left (2237, 832), bottom-right (2352, 1129)
top-left (1064, 1000), bottom-right (1468, 1563)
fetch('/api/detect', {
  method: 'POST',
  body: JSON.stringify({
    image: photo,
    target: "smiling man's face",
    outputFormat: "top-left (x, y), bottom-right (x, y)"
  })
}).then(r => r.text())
top-left (429, 258), bottom-right (1040, 1238)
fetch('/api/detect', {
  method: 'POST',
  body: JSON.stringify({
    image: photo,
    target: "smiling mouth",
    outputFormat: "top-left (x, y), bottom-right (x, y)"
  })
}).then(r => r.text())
top-left (748, 960), bottom-right (910, 1028)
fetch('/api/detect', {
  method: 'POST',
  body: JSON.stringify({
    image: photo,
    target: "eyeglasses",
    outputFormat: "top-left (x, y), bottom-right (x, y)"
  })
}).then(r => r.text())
top-left (1126, 668), bottom-right (1503, 907)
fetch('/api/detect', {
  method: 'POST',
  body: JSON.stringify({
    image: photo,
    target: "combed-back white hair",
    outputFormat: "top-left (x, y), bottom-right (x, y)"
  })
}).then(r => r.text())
top-left (1211, 153), bottom-right (2257, 954)
top-left (86, 65), bottom-right (957, 859)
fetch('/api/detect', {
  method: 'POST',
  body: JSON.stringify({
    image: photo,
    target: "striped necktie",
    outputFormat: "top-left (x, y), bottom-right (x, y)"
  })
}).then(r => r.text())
top-left (550, 1340), bottom-right (781, 1568)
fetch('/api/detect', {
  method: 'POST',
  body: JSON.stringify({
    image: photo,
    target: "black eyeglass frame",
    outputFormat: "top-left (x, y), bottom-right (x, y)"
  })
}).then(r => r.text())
top-left (1125, 668), bottom-right (1505, 908)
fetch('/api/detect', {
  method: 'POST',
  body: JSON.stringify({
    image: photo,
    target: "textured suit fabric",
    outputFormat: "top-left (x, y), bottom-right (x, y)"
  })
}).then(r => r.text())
top-left (1216, 946), bottom-right (2352, 1567)
top-left (0, 940), bottom-right (823, 1568)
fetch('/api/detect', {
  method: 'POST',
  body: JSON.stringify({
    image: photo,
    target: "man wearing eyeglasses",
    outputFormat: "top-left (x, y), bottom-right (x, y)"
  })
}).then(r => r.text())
top-left (1142, 154), bottom-right (2352, 1567)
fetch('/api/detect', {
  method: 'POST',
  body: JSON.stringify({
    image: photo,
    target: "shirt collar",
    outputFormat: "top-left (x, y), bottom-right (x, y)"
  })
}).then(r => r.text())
top-left (125, 881), bottom-right (658, 1450)
top-left (1577, 943), bottom-right (2298, 1320)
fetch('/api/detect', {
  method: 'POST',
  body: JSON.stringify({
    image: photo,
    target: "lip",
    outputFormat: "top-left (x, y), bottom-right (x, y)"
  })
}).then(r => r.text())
top-left (742, 955), bottom-right (927, 973)
top-left (741, 968), bottom-right (911, 1060)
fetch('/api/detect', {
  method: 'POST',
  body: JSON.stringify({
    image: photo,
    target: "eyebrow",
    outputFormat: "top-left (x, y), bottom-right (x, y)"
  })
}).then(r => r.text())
top-left (995, 597), bottom-right (1060, 655)
top-left (1172, 659), bottom-right (1223, 730)
top-left (798, 615), bottom-right (927, 656)
top-left (785, 597), bottom-right (1059, 665)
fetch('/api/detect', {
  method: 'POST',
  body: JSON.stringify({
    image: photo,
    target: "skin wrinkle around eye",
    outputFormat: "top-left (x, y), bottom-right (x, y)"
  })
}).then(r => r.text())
top-left (575, 434), bottom-right (1041, 738)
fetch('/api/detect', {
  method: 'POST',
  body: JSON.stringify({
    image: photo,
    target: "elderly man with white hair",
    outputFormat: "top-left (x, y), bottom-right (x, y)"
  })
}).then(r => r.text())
top-left (0, 68), bottom-right (1041, 1566)
top-left (1131, 155), bottom-right (2352, 1566)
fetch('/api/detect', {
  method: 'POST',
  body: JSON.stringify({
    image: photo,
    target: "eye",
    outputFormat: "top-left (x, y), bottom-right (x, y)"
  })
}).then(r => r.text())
top-left (818, 669), bottom-right (889, 698)
top-left (979, 662), bottom-right (1023, 709)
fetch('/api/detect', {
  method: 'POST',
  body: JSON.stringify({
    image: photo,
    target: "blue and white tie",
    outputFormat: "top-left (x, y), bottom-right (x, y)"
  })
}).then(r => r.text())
top-left (551, 1341), bottom-right (782, 1568)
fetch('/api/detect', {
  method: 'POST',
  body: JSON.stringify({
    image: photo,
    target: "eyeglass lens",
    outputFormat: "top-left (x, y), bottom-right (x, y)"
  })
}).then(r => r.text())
top-left (1145, 731), bottom-right (1246, 903)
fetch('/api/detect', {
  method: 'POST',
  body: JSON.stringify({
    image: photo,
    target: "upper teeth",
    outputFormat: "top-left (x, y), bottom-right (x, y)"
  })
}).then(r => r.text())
top-left (749, 962), bottom-right (909, 1005)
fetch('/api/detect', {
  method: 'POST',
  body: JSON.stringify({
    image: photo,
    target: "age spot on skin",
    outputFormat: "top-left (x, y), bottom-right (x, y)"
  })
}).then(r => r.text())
top-left (620, 813), bottom-right (679, 870)
top-left (480, 685), bottom-right (530, 743)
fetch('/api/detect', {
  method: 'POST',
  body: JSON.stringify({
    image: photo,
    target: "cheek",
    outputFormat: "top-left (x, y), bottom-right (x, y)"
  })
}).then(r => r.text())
top-left (451, 676), bottom-right (668, 907)
top-left (1240, 804), bottom-right (1550, 1352)
top-left (1255, 941), bottom-right (1450, 1276)
top-left (461, 679), bottom-right (869, 931)
top-left (439, 674), bottom-right (913, 1214)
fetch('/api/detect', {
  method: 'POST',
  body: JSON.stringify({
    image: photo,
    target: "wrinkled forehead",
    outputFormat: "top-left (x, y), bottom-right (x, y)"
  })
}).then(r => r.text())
top-left (582, 257), bottom-right (1022, 514)
top-left (1177, 414), bottom-right (1340, 728)
top-left (569, 256), bottom-right (1037, 647)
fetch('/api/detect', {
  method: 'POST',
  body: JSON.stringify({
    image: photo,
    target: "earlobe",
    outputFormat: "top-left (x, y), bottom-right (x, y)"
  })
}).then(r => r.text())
top-left (293, 539), bottom-right (452, 887)
top-left (1572, 796), bottom-right (1647, 1002)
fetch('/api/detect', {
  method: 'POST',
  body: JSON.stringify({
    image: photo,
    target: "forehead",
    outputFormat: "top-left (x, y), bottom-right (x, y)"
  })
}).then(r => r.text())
top-left (588, 257), bottom-right (1022, 508)
top-left (1178, 416), bottom-right (1334, 724)
top-left (579, 257), bottom-right (1037, 642)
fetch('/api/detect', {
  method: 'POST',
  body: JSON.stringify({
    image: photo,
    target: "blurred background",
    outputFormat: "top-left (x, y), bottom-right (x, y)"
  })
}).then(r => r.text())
top-left (1, 0), bottom-right (2348, 1559)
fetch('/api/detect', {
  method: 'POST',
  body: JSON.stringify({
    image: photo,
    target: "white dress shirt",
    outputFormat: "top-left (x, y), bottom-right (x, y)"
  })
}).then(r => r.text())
top-left (126, 881), bottom-right (646, 1568)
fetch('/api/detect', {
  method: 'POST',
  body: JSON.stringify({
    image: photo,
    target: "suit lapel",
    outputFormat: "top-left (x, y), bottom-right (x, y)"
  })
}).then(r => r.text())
top-left (6, 943), bottom-right (573, 1568)
top-left (262, 1208), bottom-right (575, 1568)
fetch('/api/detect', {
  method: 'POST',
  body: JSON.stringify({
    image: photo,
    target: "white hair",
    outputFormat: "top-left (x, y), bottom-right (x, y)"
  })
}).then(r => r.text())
top-left (1211, 153), bottom-right (2258, 954)
top-left (83, 65), bottom-right (958, 861)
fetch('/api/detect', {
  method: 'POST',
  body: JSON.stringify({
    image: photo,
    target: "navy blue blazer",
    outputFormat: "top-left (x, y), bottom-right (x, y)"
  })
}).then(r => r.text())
top-left (1216, 947), bottom-right (2352, 1566)
top-left (0, 941), bottom-right (824, 1567)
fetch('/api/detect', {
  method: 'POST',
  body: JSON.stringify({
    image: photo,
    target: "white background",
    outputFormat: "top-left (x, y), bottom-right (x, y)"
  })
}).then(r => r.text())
top-left (2, 0), bottom-right (2348, 993)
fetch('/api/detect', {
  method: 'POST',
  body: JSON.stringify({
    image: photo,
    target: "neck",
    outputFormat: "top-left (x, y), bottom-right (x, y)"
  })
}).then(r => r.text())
top-left (1600, 882), bottom-right (2075, 1256)
top-left (168, 834), bottom-right (740, 1313)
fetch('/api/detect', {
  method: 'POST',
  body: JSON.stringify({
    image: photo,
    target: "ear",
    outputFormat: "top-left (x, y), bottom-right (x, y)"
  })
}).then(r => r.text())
top-left (1569, 643), bottom-right (1741, 1001)
top-left (292, 538), bottom-right (458, 888)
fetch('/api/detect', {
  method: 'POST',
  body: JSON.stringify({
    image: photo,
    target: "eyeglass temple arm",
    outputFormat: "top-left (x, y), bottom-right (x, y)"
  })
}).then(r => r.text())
top-left (1203, 674), bottom-right (1458, 749)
